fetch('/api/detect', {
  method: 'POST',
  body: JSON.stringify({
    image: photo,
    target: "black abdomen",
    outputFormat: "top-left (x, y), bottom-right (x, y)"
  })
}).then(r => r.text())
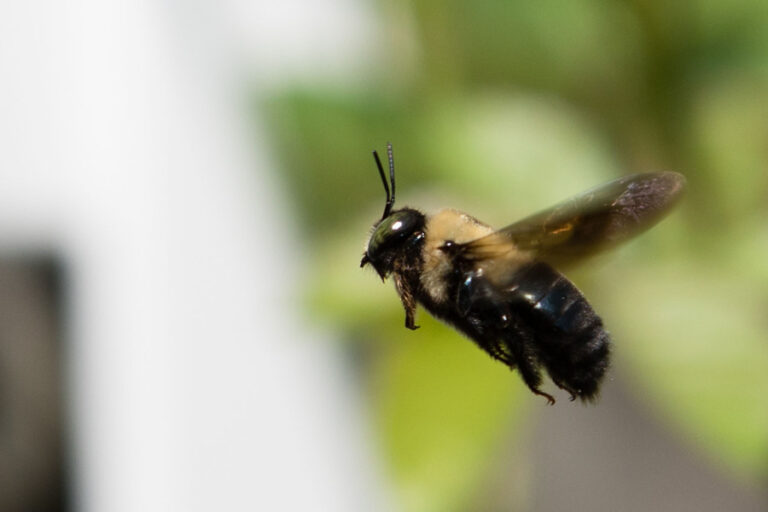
top-left (416, 260), bottom-right (611, 402)
top-left (507, 263), bottom-right (611, 400)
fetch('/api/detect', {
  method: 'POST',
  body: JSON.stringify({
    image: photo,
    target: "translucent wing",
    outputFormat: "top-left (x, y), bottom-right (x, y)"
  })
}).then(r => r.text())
top-left (460, 172), bottom-right (686, 269)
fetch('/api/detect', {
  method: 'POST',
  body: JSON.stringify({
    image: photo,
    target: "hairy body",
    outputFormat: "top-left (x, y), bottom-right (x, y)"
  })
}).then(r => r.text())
top-left (361, 142), bottom-right (685, 404)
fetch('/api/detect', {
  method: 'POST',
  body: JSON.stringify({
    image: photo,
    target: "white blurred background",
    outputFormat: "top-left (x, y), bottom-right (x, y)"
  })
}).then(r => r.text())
top-left (0, 2), bottom-right (390, 511)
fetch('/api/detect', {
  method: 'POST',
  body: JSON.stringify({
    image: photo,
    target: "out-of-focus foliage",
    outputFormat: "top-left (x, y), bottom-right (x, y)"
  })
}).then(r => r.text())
top-left (264, 1), bottom-right (768, 510)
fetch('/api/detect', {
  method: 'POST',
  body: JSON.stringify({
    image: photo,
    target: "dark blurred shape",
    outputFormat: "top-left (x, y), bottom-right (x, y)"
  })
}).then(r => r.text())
top-left (0, 258), bottom-right (69, 512)
top-left (483, 376), bottom-right (768, 512)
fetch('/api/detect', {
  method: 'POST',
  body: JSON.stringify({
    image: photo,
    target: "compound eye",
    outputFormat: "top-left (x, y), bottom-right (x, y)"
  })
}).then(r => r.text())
top-left (368, 210), bottom-right (419, 256)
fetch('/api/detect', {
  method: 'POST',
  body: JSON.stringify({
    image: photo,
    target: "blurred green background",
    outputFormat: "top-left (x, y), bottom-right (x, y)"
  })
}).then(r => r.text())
top-left (263, 1), bottom-right (768, 510)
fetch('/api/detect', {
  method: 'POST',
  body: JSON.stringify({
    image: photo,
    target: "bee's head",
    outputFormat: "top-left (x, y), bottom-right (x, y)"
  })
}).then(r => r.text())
top-left (360, 143), bottom-right (425, 279)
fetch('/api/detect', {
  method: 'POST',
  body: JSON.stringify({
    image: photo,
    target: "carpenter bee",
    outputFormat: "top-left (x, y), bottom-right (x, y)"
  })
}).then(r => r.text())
top-left (360, 143), bottom-right (685, 404)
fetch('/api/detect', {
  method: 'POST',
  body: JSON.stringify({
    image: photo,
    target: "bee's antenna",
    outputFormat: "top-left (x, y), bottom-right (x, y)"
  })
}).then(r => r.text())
top-left (373, 143), bottom-right (396, 219)
top-left (387, 142), bottom-right (395, 214)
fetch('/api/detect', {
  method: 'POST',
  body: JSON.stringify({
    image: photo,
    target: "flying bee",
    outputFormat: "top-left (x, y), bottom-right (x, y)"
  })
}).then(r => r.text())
top-left (360, 143), bottom-right (685, 404)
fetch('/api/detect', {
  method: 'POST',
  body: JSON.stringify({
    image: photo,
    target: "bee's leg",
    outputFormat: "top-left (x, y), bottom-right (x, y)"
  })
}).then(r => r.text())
top-left (458, 270), bottom-right (554, 404)
top-left (516, 354), bottom-right (556, 405)
top-left (404, 307), bottom-right (419, 330)
top-left (393, 273), bottom-right (419, 330)
top-left (504, 325), bottom-right (556, 405)
top-left (459, 274), bottom-right (521, 369)
top-left (552, 378), bottom-right (579, 402)
top-left (481, 338), bottom-right (516, 368)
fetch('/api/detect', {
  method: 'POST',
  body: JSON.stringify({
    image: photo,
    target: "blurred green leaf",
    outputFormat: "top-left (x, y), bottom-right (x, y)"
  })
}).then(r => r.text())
top-left (263, 91), bottom-right (429, 238)
top-left (373, 317), bottom-right (527, 512)
top-left (269, 90), bottom-right (620, 235)
top-left (688, 75), bottom-right (768, 229)
top-left (601, 260), bottom-right (768, 480)
top-left (411, 0), bottom-right (645, 99)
